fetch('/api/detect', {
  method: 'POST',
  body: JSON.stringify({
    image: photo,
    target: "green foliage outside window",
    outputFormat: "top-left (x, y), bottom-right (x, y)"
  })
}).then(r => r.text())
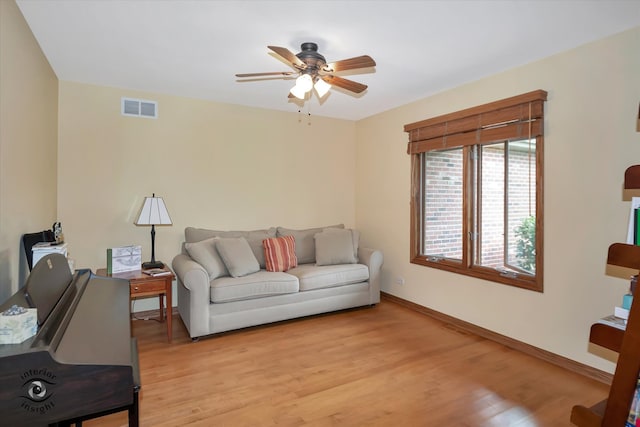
top-left (515, 216), bottom-right (536, 272)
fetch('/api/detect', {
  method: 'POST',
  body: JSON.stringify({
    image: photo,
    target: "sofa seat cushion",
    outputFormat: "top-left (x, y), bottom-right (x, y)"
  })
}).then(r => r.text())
top-left (286, 263), bottom-right (369, 291)
top-left (210, 270), bottom-right (299, 303)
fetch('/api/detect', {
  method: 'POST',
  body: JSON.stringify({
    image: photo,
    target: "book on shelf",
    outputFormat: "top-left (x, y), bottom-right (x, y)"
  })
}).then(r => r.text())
top-left (597, 314), bottom-right (627, 330)
top-left (635, 208), bottom-right (640, 245)
top-left (627, 197), bottom-right (640, 245)
top-left (627, 376), bottom-right (640, 427)
top-left (142, 268), bottom-right (171, 277)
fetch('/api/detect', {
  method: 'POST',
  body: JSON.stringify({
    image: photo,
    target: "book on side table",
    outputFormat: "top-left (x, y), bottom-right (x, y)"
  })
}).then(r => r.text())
top-left (597, 314), bottom-right (627, 330)
top-left (142, 268), bottom-right (171, 277)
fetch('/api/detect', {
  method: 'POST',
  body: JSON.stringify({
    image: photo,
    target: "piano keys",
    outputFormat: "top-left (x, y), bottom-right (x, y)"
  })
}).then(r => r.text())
top-left (0, 254), bottom-right (140, 426)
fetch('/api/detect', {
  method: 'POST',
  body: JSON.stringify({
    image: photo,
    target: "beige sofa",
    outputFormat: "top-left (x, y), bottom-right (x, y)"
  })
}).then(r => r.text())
top-left (172, 225), bottom-right (383, 340)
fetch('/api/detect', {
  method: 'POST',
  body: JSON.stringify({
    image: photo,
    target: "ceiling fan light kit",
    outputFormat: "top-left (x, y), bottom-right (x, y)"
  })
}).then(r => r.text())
top-left (236, 42), bottom-right (375, 103)
top-left (289, 84), bottom-right (307, 100)
top-left (314, 77), bottom-right (331, 98)
top-left (290, 73), bottom-right (314, 99)
top-left (290, 73), bottom-right (331, 100)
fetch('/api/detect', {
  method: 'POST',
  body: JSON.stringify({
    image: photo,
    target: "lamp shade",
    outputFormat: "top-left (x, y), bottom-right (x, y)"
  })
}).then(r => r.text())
top-left (135, 195), bottom-right (172, 226)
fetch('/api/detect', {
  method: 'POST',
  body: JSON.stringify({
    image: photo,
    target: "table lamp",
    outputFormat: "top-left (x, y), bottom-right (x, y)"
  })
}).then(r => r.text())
top-left (135, 193), bottom-right (172, 269)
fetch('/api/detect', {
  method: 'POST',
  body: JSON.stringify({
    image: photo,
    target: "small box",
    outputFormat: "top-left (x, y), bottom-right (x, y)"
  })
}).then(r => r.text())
top-left (615, 305), bottom-right (630, 320)
top-left (107, 245), bottom-right (142, 274)
top-left (0, 306), bottom-right (38, 344)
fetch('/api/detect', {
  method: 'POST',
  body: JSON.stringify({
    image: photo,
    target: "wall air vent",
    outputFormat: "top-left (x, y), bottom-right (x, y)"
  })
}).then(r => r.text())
top-left (121, 97), bottom-right (158, 119)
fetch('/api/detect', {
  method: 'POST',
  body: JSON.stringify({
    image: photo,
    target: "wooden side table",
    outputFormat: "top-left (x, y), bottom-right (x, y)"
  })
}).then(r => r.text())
top-left (96, 267), bottom-right (174, 342)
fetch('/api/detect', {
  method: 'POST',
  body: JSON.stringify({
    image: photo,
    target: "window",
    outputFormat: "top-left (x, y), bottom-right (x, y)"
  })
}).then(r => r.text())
top-left (405, 90), bottom-right (547, 291)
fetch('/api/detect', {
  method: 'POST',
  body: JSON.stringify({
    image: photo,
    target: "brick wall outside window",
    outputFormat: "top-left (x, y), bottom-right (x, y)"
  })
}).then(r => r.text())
top-left (424, 144), bottom-right (535, 271)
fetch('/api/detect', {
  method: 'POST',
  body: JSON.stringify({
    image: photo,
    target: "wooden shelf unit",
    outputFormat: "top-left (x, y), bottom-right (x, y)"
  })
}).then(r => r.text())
top-left (571, 165), bottom-right (640, 426)
top-left (624, 165), bottom-right (640, 191)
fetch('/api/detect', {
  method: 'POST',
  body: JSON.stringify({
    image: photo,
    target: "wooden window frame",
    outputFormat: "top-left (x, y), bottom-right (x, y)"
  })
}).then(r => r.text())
top-left (404, 90), bottom-right (547, 292)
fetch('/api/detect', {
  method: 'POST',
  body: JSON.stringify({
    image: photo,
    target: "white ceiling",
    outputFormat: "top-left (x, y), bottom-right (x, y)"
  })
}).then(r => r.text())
top-left (16, 0), bottom-right (640, 121)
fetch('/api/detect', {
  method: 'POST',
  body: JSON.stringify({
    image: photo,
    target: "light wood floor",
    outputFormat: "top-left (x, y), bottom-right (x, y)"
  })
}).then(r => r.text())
top-left (85, 300), bottom-right (608, 427)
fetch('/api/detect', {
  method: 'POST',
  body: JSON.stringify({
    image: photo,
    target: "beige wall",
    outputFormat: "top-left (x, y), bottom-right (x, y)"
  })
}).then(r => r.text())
top-left (57, 82), bottom-right (357, 279)
top-left (355, 26), bottom-right (640, 373)
top-left (0, 0), bottom-right (58, 300)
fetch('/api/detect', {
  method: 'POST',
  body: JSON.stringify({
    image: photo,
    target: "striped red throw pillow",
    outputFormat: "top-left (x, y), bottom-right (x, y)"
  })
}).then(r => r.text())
top-left (263, 235), bottom-right (298, 272)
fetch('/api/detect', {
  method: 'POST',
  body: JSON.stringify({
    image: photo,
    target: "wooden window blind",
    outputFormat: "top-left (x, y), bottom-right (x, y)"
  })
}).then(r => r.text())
top-left (404, 90), bottom-right (548, 154)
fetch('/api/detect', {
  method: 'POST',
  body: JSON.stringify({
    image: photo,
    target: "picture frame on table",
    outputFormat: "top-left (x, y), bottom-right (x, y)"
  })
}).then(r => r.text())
top-left (107, 245), bottom-right (142, 274)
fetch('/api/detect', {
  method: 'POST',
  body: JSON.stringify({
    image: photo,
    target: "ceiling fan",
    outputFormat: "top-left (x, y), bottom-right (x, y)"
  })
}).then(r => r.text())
top-left (235, 42), bottom-right (376, 100)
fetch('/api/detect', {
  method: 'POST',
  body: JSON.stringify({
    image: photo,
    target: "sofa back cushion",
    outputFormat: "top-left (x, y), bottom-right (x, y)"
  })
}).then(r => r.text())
top-left (276, 224), bottom-right (344, 264)
top-left (184, 227), bottom-right (276, 268)
top-left (263, 236), bottom-right (298, 272)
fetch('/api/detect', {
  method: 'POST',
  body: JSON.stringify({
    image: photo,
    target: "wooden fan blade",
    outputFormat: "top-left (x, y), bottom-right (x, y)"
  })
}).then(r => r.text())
top-left (321, 75), bottom-right (368, 94)
top-left (236, 71), bottom-right (296, 78)
top-left (324, 55), bottom-right (376, 73)
top-left (268, 46), bottom-right (306, 69)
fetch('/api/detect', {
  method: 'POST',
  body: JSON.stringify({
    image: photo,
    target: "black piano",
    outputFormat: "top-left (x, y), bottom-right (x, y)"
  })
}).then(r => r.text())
top-left (0, 254), bottom-right (140, 426)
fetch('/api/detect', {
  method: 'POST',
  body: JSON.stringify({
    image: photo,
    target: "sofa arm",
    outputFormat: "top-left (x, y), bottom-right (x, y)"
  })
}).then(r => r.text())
top-left (172, 253), bottom-right (210, 338)
top-left (173, 253), bottom-right (208, 291)
top-left (358, 247), bottom-right (383, 304)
